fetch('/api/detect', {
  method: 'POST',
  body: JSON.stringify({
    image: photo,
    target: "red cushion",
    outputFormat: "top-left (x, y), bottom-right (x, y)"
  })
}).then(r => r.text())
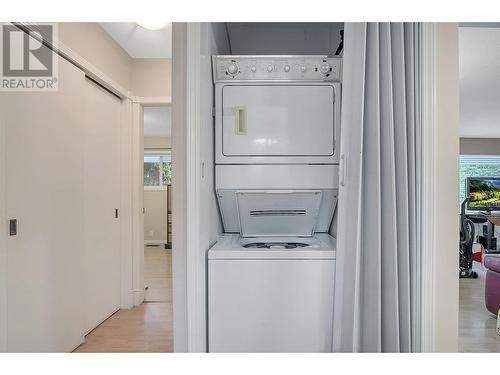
top-left (485, 269), bottom-right (500, 315)
top-left (484, 256), bottom-right (500, 274)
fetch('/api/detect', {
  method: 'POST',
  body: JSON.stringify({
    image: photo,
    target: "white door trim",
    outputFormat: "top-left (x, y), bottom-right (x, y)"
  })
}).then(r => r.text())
top-left (131, 103), bottom-right (145, 306)
top-left (171, 22), bottom-right (188, 352)
top-left (120, 98), bottom-right (135, 309)
top-left (132, 96), bottom-right (172, 105)
top-left (419, 22), bottom-right (436, 353)
top-left (421, 23), bottom-right (460, 353)
top-left (130, 96), bottom-right (172, 307)
top-left (184, 22), bottom-right (205, 352)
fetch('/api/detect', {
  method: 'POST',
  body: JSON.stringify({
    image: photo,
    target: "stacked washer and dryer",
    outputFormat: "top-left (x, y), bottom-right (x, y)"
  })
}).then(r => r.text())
top-left (208, 55), bottom-right (342, 352)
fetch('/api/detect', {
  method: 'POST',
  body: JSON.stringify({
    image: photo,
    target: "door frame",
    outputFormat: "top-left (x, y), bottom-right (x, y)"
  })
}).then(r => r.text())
top-left (130, 97), bottom-right (172, 307)
top-left (419, 23), bottom-right (460, 353)
top-left (420, 22), bottom-right (437, 353)
top-left (177, 22), bottom-right (459, 353)
top-left (143, 149), bottom-right (171, 248)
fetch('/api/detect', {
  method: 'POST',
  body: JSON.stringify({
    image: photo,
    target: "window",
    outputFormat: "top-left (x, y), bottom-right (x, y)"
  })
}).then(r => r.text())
top-left (144, 152), bottom-right (171, 188)
top-left (459, 155), bottom-right (500, 204)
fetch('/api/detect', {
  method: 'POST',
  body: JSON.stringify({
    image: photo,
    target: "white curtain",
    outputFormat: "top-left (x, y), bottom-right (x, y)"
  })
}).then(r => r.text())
top-left (333, 23), bottom-right (421, 353)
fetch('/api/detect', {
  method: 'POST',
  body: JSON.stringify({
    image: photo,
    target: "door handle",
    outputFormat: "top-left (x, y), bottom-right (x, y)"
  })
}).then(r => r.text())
top-left (9, 219), bottom-right (17, 236)
top-left (339, 154), bottom-right (346, 187)
top-left (234, 106), bottom-right (246, 135)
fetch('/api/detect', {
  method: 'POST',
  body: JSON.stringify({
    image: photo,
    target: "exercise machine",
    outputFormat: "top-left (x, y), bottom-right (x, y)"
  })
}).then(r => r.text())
top-left (460, 198), bottom-right (478, 278)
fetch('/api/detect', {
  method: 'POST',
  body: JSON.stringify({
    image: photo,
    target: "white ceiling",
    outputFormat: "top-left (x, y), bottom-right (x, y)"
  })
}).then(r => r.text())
top-left (460, 27), bottom-right (500, 138)
top-left (99, 22), bottom-right (171, 58)
top-left (144, 107), bottom-right (171, 137)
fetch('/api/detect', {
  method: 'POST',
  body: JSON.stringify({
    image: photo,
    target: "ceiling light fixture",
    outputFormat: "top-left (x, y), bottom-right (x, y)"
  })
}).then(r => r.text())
top-left (136, 21), bottom-right (171, 31)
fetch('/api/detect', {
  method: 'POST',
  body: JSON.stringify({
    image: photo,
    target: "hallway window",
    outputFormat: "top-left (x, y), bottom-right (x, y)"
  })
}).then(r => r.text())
top-left (144, 153), bottom-right (171, 188)
top-left (459, 156), bottom-right (500, 203)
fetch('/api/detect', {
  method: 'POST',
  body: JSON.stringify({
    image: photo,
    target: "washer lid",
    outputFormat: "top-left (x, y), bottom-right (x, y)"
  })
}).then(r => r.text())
top-left (207, 233), bottom-right (336, 260)
top-left (236, 190), bottom-right (323, 237)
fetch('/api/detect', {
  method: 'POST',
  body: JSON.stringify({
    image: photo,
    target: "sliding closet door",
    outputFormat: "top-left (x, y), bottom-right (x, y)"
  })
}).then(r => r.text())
top-left (0, 56), bottom-right (86, 352)
top-left (83, 79), bottom-right (121, 333)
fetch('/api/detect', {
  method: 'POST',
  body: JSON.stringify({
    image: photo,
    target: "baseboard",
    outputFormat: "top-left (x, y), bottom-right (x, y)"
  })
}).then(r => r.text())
top-left (70, 335), bottom-right (86, 353)
top-left (121, 290), bottom-right (134, 310)
top-left (133, 289), bottom-right (145, 306)
top-left (144, 240), bottom-right (168, 246)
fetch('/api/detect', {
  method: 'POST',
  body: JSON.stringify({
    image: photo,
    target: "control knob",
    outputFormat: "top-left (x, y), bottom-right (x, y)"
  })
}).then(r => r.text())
top-left (226, 63), bottom-right (239, 75)
top-left (319, 62), bottom-right (331, 74)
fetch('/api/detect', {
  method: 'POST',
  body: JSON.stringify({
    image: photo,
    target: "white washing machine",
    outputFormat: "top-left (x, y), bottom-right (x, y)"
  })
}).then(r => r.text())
top-left (208, 55), bottom-right (341, 352)
top-left (208, 233), bottom-right (336, 353)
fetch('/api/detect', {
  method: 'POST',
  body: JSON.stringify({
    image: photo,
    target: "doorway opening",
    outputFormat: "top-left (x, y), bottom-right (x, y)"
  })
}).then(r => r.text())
top-left (458, 24), bottom-right (500, 353)
top-left (143, 106), bottom-right (173, 303)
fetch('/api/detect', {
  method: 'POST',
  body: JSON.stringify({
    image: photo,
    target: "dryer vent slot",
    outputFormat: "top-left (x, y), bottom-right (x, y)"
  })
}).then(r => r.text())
top-left (250, 209), bottom-right (306, 217)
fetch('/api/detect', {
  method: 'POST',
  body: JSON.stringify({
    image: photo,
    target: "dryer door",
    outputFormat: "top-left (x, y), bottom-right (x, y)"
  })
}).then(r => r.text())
top-left (221, 85), bottom-right (335, 158)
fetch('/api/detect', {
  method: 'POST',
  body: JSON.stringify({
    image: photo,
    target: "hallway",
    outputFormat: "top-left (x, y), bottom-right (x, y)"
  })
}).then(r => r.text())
top-left (74, 302), bottom-right (173, 353)
top-left (144, 246), bottom-right (172, 302)
top-left (75, 246), bottom-right (173, 352)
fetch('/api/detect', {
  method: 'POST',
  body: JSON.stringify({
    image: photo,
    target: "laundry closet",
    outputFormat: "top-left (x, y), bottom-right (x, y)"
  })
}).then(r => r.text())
top-left (194, 23), bottom-right (344, 353)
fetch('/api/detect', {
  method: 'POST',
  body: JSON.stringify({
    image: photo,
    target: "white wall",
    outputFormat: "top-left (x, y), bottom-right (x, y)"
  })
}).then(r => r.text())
top-left (144, 190), bottom-right (168, 242)
top-left (59, 23), bottom-right (171, 98)
top-left (144, 136), bottom-right (171, 149)
top-left (459, 27), bottom-right (500, 138)
top-left (59, 22), bottom-right (133, 91)
top-left (459, 138), bottom-right (500, 155)
top-left (132, 59), bottom-right (172, 98)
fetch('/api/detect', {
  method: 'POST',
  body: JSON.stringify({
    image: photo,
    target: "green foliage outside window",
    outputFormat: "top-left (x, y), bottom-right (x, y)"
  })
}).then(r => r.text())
top-left (144, 154), bottom-right (171, 187)
top-left (162, 161), bottom-right (172, 185)
top-left (144, 161), bottom-right (160, 186)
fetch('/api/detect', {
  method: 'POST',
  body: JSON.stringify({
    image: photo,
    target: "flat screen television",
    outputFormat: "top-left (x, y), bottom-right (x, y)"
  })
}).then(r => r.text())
top-left (467, 177), bottom-right (500, 211)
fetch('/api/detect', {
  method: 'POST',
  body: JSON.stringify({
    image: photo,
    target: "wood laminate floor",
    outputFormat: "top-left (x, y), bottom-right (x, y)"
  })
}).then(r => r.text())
top-left (74, 247), bottom-right (173, 353)
top-left (74, 302), bottom-right (173, 353)
top-left (459, 263), bottom-right (500, 352)
top-left (144, 245), bottom-right (172, 302)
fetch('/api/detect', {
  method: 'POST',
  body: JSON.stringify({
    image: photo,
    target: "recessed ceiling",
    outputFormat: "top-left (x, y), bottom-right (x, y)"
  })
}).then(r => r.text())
top-left (460, 27), bottom-right (500, 138)
top-left (99, 22), bottom-right (171, 58)
top-left (144, 107), bottom-right (171, 137)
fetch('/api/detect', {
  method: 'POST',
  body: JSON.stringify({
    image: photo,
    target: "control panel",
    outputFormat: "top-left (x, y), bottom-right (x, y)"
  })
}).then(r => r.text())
top-left (213, 55), bottom-right (342, 82)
